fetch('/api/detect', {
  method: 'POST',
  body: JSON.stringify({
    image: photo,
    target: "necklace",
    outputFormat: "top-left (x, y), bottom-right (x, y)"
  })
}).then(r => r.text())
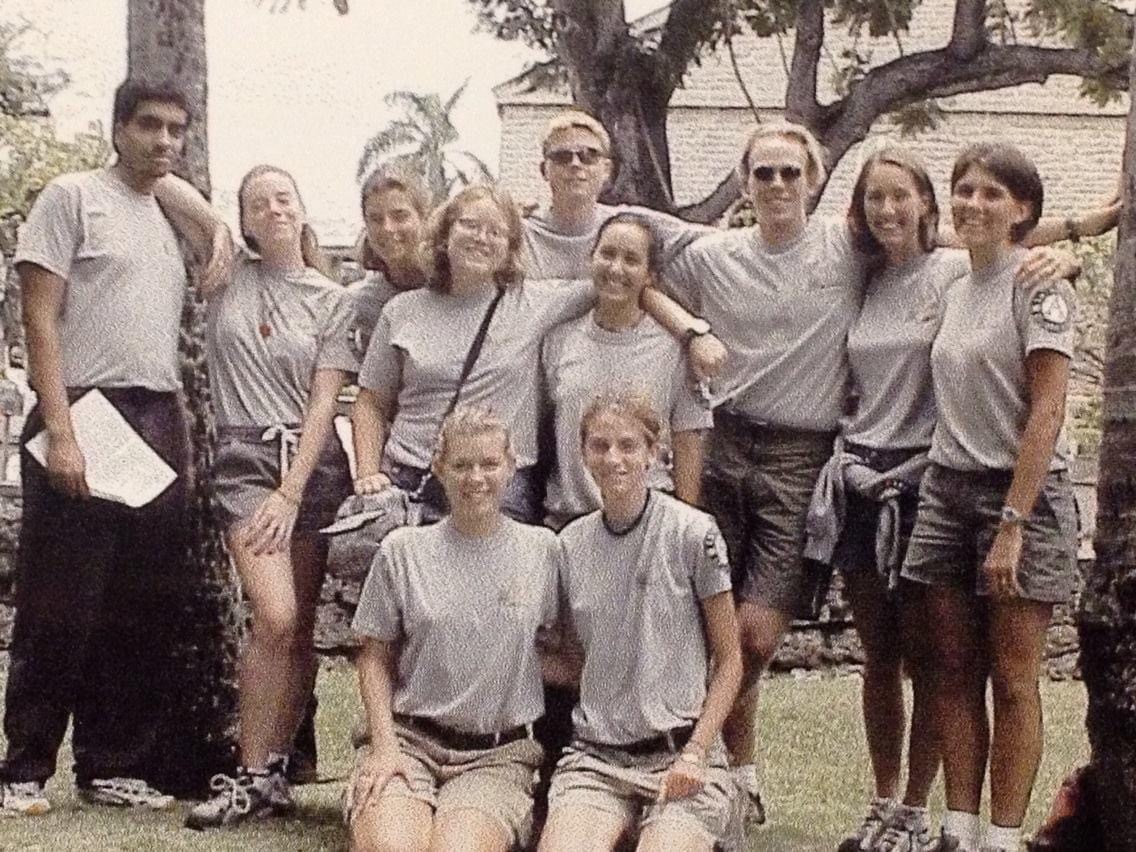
top-left (602, 491), bottom-right (651, 537)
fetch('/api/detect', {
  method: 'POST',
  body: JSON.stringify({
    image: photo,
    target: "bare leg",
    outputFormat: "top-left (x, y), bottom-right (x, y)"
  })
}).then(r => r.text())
top-left (229, 529), bottom-right (303, 769)
top-left (637, 821), bottom-right (714, 852)
top-left (277, 534), bottom-right (327, 753)
top-left (987, 599), bottom-right (1053, 828)
top-left (925, 586), bottom-right (988, 814)
top-left (430, 809), bottom-right (513, 852)
top-left (845, 570), bottom-right (905, 801)
top-left (350, 795), bottom-right (433, 852)
top-left (899, 582), bottom-right (942, 807)
top-left (722, 601), bottom-right (791, 765)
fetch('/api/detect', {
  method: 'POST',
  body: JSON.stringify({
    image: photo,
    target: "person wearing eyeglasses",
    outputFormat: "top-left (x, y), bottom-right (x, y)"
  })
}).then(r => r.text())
top-left (352, 184), bottom-right (596, 524)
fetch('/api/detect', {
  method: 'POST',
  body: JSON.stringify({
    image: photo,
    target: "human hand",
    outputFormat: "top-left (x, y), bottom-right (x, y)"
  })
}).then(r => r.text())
top-left (242, 488), bottom-right (299, 555)
top-left (46, 432), bottom-right (89, 499)
top-left (1016, 246), bottom-right (1079, 286)
top-left (688, 334), bottom-right (727, 381)
top-left (354, 472), bottom-right (392, 496)
top-left (983, 523), bottom-right (1024, 599)
top-left (657, 753), bottom-right (706, 802)
top-left (347, 745), bottom-right (411, 823)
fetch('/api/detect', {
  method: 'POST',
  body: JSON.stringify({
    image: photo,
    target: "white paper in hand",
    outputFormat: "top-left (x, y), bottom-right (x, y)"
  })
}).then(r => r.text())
top-left (25, 390), bottom-right (177, 508)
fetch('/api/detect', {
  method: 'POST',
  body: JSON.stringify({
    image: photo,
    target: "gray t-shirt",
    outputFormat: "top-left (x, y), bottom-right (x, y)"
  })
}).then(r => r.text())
top-left (352, 517), bottom-right (562, 733)
top-left (346, 271), bottom-right (404, 363)
top-left (930, 247), bottom-right (1076, 472)
top-left (522, 203), bottom-right (711, 280)
top-left (559, 492), bottom-right (732, 745)
top-left (14, 169), bottom-right (187, 391)
top-left (358, 279), bottom-right (594, 469)
top-left (541, 312), bottom-right (711, 525)
top-left (206, 254), bottom-right (359, 427)
top-left (843, 249), bottom-right (969, 450)
top-left (668, 217), bottom-right (865, 431)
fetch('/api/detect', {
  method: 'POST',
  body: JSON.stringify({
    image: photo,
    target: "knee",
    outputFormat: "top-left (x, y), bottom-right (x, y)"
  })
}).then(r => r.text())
top-left (738, 619), bottom-right (783, 668)
top-left (350, 827), bottom-right (420, 852)
top-left (990, 668), bottom-right (1040, 712)
top-left (251, 602), bottom-right (302, 652)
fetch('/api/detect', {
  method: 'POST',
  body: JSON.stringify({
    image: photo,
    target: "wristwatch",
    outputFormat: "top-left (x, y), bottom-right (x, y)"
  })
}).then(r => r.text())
top-left (1000, 505), bottom-right (1025, 525)
top-left (682, 319), bottom-right (712, 348)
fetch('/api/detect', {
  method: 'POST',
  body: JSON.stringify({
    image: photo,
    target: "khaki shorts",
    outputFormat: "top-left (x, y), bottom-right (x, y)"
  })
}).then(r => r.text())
top-left (902, 465), bottom-right (1077, 603)
top-left (349, 722), bottom-right (543, 847)
top-left (546, 741), bottom-right (736, 844)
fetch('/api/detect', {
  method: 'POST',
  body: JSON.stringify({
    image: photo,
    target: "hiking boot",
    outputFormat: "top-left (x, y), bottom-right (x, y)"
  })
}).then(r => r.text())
top-left (265, 756), bottom-right (296, 814)
top-left (838, 797), bottom-right (896, 851)
top-left (78, 777), bottom-right (174, 810)
top-left (930, 830), bottom-right (962, 852)
top-left (184, 769), bottom-right (278, 830)
top-left (877, 805), bottom-right (936, 852)
top-left (0, 781), bottom-right (51, 816)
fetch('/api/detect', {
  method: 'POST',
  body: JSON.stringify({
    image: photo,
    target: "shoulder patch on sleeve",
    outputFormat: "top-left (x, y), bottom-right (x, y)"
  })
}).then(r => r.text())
top-left (1029, 287), bottom-right (1073, 334)
top-left (703, 527), bottom-right (729, 569)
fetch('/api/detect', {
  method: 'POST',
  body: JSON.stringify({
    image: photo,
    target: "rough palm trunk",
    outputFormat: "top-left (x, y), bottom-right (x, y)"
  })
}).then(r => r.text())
top-left (127, 0), bottom-right (241, 796)
top-left (1077, 25), bottom-right (1136, 851)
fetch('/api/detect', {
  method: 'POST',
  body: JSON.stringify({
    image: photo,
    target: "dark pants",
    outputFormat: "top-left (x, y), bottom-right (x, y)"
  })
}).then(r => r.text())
top-left (2, 388), bottom-right (190, 785)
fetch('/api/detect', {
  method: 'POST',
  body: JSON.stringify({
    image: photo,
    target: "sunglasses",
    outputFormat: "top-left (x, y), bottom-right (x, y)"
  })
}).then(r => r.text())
top-left (546, 147), bottom-right (607, 167)
top-left (751, 165), bottom-right (803, 183)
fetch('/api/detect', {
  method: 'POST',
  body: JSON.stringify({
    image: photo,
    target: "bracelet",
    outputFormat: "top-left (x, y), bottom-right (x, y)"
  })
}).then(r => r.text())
top-left (1065, 217), bottom-right (1081, 244)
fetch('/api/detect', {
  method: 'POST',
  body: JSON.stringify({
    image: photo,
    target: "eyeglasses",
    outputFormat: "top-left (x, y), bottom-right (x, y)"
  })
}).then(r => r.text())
top-left (454, 217), bottom-right (509, 242)
top-left (546, 147), bottom-right (607, 167)
top-left (751, 165), bottom-right (803, 183)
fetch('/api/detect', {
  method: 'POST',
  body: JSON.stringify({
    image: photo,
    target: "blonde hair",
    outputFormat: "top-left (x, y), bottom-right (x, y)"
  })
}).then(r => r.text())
top-left (432, 405), bottom-right (515, 472)
top-left (421, 184), bottom-right (525, 293)
top-left (358, 168), bottom-right (432, 272)
top-left (238, 164), bottom-right (336, 279)
top-left (737, 122), bottom-right (828, 194)
top-left (541, 110), bottom-right (612, 156)
top-left (579, 390), bottom-right (666, 450)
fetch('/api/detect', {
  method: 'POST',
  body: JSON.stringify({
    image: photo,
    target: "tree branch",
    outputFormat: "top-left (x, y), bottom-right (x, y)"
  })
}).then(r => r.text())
top-left (677, 168), bottom-right (741, 224)
top-left (656, 0), bottom-right (730, 93)
top-left (550, 0), bottom-right (628, 107)
top-left (947, 0), bottom-right (987, 59)
top-left (785, 0), bottom-right (824, 125)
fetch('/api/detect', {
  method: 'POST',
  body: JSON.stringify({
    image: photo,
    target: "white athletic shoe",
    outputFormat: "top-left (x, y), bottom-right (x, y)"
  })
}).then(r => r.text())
top-left (0, 780), bottom-right (51, 817)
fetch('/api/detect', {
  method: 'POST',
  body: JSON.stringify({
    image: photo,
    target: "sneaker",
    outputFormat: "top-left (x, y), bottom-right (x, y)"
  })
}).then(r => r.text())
top-left (838, 797), bottom-right (896, 852)
top-left (930, 831), bottom-right (962, 852)
top-left (78, 777), bottom-right (174, 810)
top-left (734, 763), bottom-right (766, 828)
top-left (877, 805), bottom-right (936, 852)
top-left (0, 781), bottom-right (51, 816)
top-left (264, 757), bottom-right (296, 814)
top-left (184, 770), bottom-right (277, 830)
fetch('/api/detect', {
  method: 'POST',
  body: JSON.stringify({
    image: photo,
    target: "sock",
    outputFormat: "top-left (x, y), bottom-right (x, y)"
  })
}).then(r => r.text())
top-left (985, 823), bottom-right (1021, 851)
top-left (944, 810), bottom-right (981, 851)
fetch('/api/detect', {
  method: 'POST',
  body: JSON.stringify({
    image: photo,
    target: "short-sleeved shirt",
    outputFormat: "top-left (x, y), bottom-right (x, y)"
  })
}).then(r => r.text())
top-left (541, 313), bottom-right (711, 524)
top-left (358, 279), bottom-right (594, 469)
top-left (14, 169), bottom-right (187, 391)
top-left (668, 217), bottom-right (865, 431)
top-left (205, 254), bottom-right (359, 427)
top-left (842, 249), bottom-right (969, 450)
top-left (930, 247), bottom-right (1076, 472)
top-left (559, 492), bottom-right (732, 745)
top-left (352, 517), bottom-right (562, 733)
top-left (522, 203), bottom-right (711, 280)
top-left (346, 271), bottom-right (405, 362)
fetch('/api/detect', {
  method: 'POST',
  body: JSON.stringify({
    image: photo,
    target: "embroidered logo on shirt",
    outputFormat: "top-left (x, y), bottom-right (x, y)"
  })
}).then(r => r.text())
top-left (1029, 288), bottom-right (1072, 334)
top-left (703, 528), bottom-right (729, 569)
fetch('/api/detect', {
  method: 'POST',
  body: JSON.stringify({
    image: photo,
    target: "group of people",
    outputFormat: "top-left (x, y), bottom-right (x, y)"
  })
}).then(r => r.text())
top-left (0, 74), bottom-right (1120, 852)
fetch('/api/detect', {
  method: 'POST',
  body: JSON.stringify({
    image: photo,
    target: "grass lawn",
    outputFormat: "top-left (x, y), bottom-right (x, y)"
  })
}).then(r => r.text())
top-left (0, 662), bottom-right (1088, 851)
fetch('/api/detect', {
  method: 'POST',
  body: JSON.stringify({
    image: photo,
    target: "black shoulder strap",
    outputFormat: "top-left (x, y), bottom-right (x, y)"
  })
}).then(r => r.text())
top-left (443, 285), bottom-right (505, 420)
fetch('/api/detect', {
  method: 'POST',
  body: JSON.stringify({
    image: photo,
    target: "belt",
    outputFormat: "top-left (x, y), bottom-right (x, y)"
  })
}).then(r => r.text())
top-left (714, 409), bottom-right (834, 442)
top-left (844, 442), bottom-right (929, 473)
top-left (396, 714), bottom-right (532, 751)
top-left (586, 724), bottom-right (695, 757)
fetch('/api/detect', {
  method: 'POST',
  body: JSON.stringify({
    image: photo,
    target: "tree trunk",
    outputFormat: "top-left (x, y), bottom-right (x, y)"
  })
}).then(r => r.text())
top-left (1078, 25), bottom-right (1136, 850)
top-left (127, 0), bottom-right (241, 797)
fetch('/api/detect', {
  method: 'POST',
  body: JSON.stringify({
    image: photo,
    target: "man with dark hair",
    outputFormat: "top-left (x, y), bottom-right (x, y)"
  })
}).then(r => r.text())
top-left (0, 77), bottom-right (206, 816)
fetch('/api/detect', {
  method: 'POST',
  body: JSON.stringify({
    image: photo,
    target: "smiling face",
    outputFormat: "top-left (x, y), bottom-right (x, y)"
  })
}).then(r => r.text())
top-left (590, 221), bottom-right (654, 311)
top-left (240, 169), bottom-right (305, 253)
top-left (113, 99), bottom-right (187, 185)
top-left (862, 162), bottom-right (930, 261)
top-left (582, 411), bottom-right (656, 505)
top-left (950, 164), bottom-right (1031, 251)
top-left (445, 196), bottom-right (511, 284)
top-left (364, 186), bottom-right (424, 271)
top-left (435, 428), bottom-right (514, 520)
top-left (744, 135), bottom-right (811, 231)
top-left (542, 126), bottom-right (612, 206)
